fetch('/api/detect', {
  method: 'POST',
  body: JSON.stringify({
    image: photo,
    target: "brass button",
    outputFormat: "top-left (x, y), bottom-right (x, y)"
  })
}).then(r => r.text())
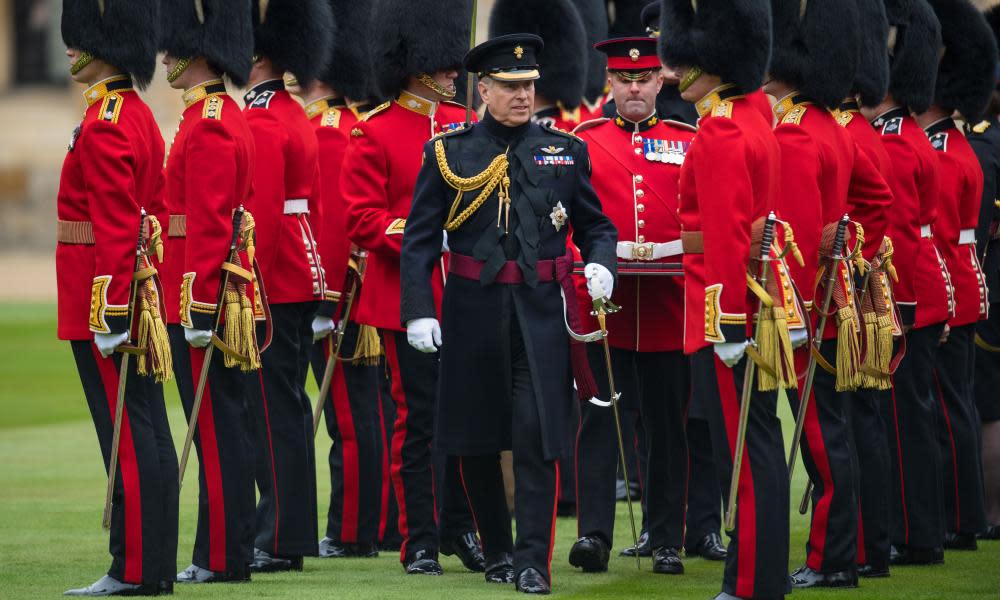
top-left (637, 235), bottom-right (645, 243)
top-left (636, 189), bottom-right (645, 198)
top-left (637, 204), bottom-right (645, 213)
top-left (634, 175), bottom-right (644, 183)
top-left (638, 219), bottom-right (646, 228)
top-left (633, 135), bottom-right (642, 143)
top-left (634, 148), bottom-right (642, 155)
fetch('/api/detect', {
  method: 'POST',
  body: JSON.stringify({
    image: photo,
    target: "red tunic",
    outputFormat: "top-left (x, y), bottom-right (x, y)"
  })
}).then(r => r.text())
top-left (341, 91), bottom-right (470, 331)
top-left (243, 79), bottom-right (324, 305)
top-left (926, 118), bottom-right (989, 327)
top-left (56, 75), bottom-right (167, 340)
top-left (161, 82), bottom-right (256, 329)
top-left (574, 114), bottom-right (695, 352)
top-left (873, 108), bottom-right (953, 328)
top-left (678, 85), bottom-right (782, 354)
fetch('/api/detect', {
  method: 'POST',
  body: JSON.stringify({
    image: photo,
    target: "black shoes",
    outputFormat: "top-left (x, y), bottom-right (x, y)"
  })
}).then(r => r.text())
top-left (484, 553), bottom-right (515, 584)
top-left (249, 548), bottom-right (303, 573)
top-left (790, 565), bottom-right (858, 588)
top-left (685, 532), bottom-right (728, 561)
top-left (618, 530), bottom-right (652, 557)
top-left (651, 547), bottom-right (684, 575)
top-left (319, 537), bottom-right (379, 558)
top-left (404, 549), bottom-right (443, 575)
top-left (515, 567), bottom-right (551, 594)
top-left (440, 531), bottom-right (486, 572)
top-left (943, 532), bottom-right (978, 550)
top-left (176, 564), bottom-right (251, 584)
top-left (568, 535), bottom-right (610, 572)
top-left (857, 562), bottom-right (890, 578)
top-left (64, 575), bottom-right (158, 596)
top-left (889, 544), bottom-right (944, 565)
top-left (979, 524), bottom-right (1000, 540)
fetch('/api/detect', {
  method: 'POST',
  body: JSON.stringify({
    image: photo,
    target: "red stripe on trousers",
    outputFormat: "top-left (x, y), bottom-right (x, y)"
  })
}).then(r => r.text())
top-left (796, 354), bottom-right (835, 570)
top-left (329, 341), bottom-right (360, 542)
top-left (93, 345), bottom-right (143, 584)
top-left (547, 461), bottom-right (561, 584)
top-left (376, 384), bottom-right (391, 541)
top-left (714, 354), bottom-right (757, 599)
top-left (932, 370), bottom-right (962, 531)
top-left (888, 385), bottom-right (910, 544)
top-left (257, 370), bottom-right (282, 552)
top-left (856, 500), bottom-right (867, 565)
top-left (456, 458), bottom-right (481, 536)
top-left (382, 333), bottom-right (412, 561)
top-left (189, 347), bottom-right (228, 571)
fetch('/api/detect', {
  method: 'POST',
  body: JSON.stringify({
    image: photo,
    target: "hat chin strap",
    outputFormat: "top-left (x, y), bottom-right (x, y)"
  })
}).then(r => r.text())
top-left (678, 66), bottom-right (703, 94)
top-left (70, 52), bottom-right (95, 76)
top-left (417, 73), bottom-right (457, 100)
top-left (167, 58), bottom-right (193, 84)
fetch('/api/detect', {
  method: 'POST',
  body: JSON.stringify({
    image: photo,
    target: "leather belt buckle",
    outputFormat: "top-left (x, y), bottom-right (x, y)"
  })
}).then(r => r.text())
top-left (631, 242), bottom-right (655, 260)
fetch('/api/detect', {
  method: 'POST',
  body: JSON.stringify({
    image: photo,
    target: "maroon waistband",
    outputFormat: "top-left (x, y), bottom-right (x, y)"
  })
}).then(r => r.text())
top-left (448, 252), bottom-right (562, 284)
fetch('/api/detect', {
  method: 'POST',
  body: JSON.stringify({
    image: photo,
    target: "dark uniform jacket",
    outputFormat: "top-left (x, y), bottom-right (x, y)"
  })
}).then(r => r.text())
top-left (400, 111), bottom-right (618, 459)
top-left (966, 116), bottom-right (1000, 305)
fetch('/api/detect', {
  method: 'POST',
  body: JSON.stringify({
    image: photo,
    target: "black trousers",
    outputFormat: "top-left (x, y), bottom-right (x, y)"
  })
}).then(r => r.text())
top-left (250, 301), bottom-right (319, 557)
top-left (846, 387), bottom-right (891, 569)
top-left (974, 304), bottom-right (1000, 423)
top-left (169, 325), bottom-right (255, 572)
top-left (788, 342), bottom-right (857, 573)
top-left (575, 345), bottom-right (689, 550)
top-left (457, 318), bottom-right (558, 581)
top-left (381, 330), bottom-right (474, 562)
top-left (886, 322), bottom-right (945, 550)
top-left (933, 323), bottom-right (987, 535)
top-left (72, 341), bottom-right (179, 587)
top-left (376, 361), bottom-right (403, 547)
top-left (686, 415), bottom-right (724, 544)
top-left (310, 320), bottom-right (382, 545)
top-left (692, 347), bottom-right (788, 600)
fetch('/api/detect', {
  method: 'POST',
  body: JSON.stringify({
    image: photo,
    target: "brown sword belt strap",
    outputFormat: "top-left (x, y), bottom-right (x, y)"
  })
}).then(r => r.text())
top-left (168, 215), bottom-right (187, 237)
top-left (56, 220), bottom-right (95, 245)
top-left (680, 231), bottom-right (704, 254)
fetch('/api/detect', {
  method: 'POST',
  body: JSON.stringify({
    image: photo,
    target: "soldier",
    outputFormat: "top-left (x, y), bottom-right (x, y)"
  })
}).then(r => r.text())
top-left (400, 33), bottom-right (618, 593)
top-left (969, 5), bottom-right (1000, 542)
top-left (285, 0), bottom-right (384, 560)
top-left (567, 37), bottom-right (693, 576)
top-left (918, 0), bottom-right (996, 552)
top-left (58, 0), bottom-right (178, 595)
top-left (859, 0), bottom-right (952, 566)
top-left (340, 0), bottom-right (484, 575)
top-left (243, 0), bottom-right (334, 572)
top-left (159, 0), bottom-right (258, 584)
top-left (659, 0), bottom-right (791, 598)
top-left (765, 0), bottom-right (893, 588)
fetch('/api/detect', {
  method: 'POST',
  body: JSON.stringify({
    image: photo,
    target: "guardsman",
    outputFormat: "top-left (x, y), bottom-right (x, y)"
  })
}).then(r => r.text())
top-left (567, 37), bottom-right (693, 576)
top-left (765, 0), bottom-right (893, 588)
top-left (58, 0), bottom-right (178, 595)
top-left (401, 33), bottom-right (618, 593)
top-left (243, 0), bottom-right (334, 573)
top-left (159, 0), bottom-right (258, 583)
top-left (284, 0), bottom-right (383, 560)
top-left (341, 0), bottom-right (484, 575)
top-left (490, 0), bottom-right (589, 132)
top-left (860, 0), bottom-right (952, 566)
top-left (918, 0), bottom-right (996, 552)
top-left (969, 5), bottom-right (1000, 542)
top-left (660, 1), bottom-right (791, 598)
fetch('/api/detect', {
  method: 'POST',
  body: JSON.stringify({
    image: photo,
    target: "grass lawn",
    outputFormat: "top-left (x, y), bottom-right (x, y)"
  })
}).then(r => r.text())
top-left (0, 303), bottom-right (997, 599)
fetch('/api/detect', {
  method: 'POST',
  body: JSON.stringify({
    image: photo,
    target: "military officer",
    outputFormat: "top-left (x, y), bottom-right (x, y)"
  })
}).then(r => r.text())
top-left (400, 34), bottom-right (618, 593)
top-left (58, 0), bottom-right (178, 595)
top-left (340, 0), bottom-right (484, 575)
top-left (567, 36), bottom-right (693, 576)
top-left (917, 0), bottom-right (996, 552)
top-left (243, 0), bottom-right (334, 572)
top-left (660, 0), bottom-right (792, 597)
top-left (159, 0), bottom-right (258, 584)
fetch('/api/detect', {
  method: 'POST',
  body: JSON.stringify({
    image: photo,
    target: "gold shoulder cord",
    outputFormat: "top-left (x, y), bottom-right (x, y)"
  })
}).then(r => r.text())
top-left (435, 138), bottom-right (511, 232)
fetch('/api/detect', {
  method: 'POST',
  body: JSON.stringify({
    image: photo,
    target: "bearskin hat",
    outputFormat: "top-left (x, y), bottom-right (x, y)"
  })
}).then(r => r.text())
top-left (573, 0), bottom-right (611, 101)
top-left (852, 0), bottom-right (890, 107)
top-left (370, 0), bottom-right (470, 99)
top-left (160, 0), bottom-right (253, 87)
top-left (641, 2), bottom-right (660, 34)
top-left (62, 0), bottom-right (160, 89)
top-left (769, 0), bottom-right (860, 109)
top-left (322, 0), bottom-right (372, 99)
top-left (608, 0), bottom-right (646, 37)
top-left (253, 0), bottom-right (335, 85)
top-left (884, 0), bottom-right (941, 113)
top-left (926, 0), bottom-right (998, 120)
top-left (658, 0), bottom-right (772, 94)
top-left (490, 0), bottom-right (589, 108)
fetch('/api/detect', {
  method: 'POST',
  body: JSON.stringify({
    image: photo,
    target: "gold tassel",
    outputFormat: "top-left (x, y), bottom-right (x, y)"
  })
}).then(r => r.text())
top-left (222, 284), bottom-right (243, 369)
top-left (774, 308), bottom-right (797, 389)
top-left (875, 314), bottom-right (894, 390)
top-left (860, 311), bottom-right (880, 389)
top-left (238, 287), bottom-right (261, 371)
top-left (756, 308), bottom-right (779, 392)
top-left (221, 281), bottom-right (261, 372)
top-left (352, 324), bottom-right (382, 366)
top-left (835, 306), bottom-right (861, 391)
top-left (135, 281), bottom-right (172, 382)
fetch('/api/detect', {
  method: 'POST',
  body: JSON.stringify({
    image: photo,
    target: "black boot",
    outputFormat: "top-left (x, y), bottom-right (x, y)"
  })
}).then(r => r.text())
top-left (484, 553), bottom-right (515, 584)
top-left (63, 575), bottom-right (158, 596)
top-left (790, 565), bottom-right (858, 588)
top-left (404, 549), bottom-right (443, 575)
top-left (440, 531), bottom-right (486, 572)
top-left (685, 533), bottom-right (727, 561)
top-left (515, 568), bottom-right (550, 594)
top-left (249, 548), bottom-right (303, 573)
top-left (568, 535), bottom-right (610, 573)
top-left (176, 564), bottom-right (251, 583)
top-left (618, 530), bottom-right (651, 557)
top-left (651, 547), bottom-right (684, 575)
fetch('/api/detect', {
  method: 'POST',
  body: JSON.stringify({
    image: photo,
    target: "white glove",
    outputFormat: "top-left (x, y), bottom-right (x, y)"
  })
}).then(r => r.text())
top-left (442, 230), bottom-right (450, 253)
top-left (584, 263), bottom-right (614, 300)
top-left (184, 327), bottom-right (213, 348)
top-left (714, 341), bottom-right (748, 368)
top-left (406, 318), bottom-right (442, 353)
top-left (312, 316), bottom-right (336, 341)
top-left (94, 332), bottom-right (129, 358)
top-left (790, 328), bottom-right (808, 349)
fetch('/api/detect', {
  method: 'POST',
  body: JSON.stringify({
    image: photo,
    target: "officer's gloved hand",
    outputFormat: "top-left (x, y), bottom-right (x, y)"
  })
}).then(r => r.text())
top-left (184, 327), bottom-right (213, 348)
top-left (714, 341), bottom-right (748, 368)
top-left (790, 327), bottom-right (809, 349)
top-left (312, 316), bottom-right (336, 342)
top-left (442, 230), bottom-right (450, 253)
top-left (406, 318), bottom-right (442, 353)
top-left (94, 332), bottom-right (129, 358)
top-left (585, 263), bottom-right (614, 300)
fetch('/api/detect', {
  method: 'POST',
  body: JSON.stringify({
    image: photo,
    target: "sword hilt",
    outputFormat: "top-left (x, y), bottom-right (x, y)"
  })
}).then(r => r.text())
top-left (831, 214), bottom-right (850, 262)
top-left (759, 211), bottom-right (777, 263)
top-left (230, 205), bottom-right (245, 251)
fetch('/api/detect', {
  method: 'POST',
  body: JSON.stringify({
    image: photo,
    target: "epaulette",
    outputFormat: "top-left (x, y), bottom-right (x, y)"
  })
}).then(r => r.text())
top-left (572, 117), bottom-right (609, 135)
top-left (929, 131), bottom-right (949, 152)
top-left (662, 119), bottom-right (698, 132)
top-left (971, 120), bottom-right (991, 135)
top-left (880, 116), bottom-right (903, 136)
top-left (711, 100), bottom-right (734, 119)
top-left (320, 107), bottom-right (341, 129)
top-left (781, 104), bottom-right (808, 126)
top-left (541, 122), bottom-right (582, 142)
top-left (97, 93), bottom-right (124, 124)
top-left (202, 96), bottom-right (223, 120)
top-left (361, 101), bottom-right (391, 121)
top-left (248, 90), bottom-right (275, 109)
top-left (836, 110), bottom-right (855, 128)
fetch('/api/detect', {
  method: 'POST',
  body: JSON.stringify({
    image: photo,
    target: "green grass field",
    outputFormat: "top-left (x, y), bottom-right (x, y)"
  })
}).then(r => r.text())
top-left (0, 303), bottom-right (997, 599)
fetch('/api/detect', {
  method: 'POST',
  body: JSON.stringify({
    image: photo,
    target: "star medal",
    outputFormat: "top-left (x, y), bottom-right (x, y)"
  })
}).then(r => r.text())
top-left (550, 201), bottom-right (568, 232)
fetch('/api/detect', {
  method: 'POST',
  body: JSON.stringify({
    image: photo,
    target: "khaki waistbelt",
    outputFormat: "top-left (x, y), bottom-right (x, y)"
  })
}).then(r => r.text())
top-left (680, 231), bottom-right (704, 254)
top-left (168, 214), bottom-right (187, 237)
top-left (57, 220), bottom-right (95, 245)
